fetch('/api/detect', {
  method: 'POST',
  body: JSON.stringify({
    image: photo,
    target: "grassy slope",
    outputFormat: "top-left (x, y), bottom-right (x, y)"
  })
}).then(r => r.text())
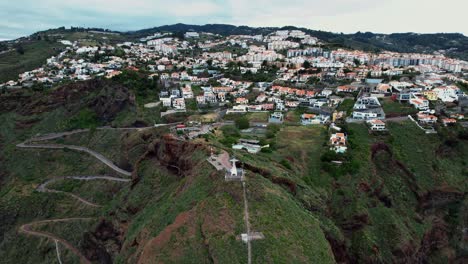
top-left (0, 40), bottom-right (64, 83)
top-left (109, 135), bottom-right (336, 263)
top-left (214, 119), bottom-right (467, 262)
top-left (380, 98), bottom-right (418, 117)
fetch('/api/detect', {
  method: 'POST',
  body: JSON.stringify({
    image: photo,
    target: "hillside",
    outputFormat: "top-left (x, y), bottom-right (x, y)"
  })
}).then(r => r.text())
top-left (0, 29), bottom-right (128, 83)
top-left (0, 80), bottom-right (467, 263)
top-left (1, 23), bottom-right (467, 84)
top-left (131, 23), bottom-right (468, 60)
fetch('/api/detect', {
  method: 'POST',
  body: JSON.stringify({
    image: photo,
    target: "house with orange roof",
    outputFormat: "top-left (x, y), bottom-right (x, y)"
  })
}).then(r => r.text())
top-left (329, 133), bottom-right (347, 153)
top-left (336, 85), bottom-right (357, 93)
top-left (409, 95), bottom-right (429, 110)
top-left (261, 104), bottom-right (274, 110)
top-left (301, 113), bottom-right (329, 125)
top-left (181, 86), bottom-right (194, 99)
top-left (295, 89), bottom-right (306, 97)
top-left (236, 97), bottom-right (249, 105)
top-left (442, 118), bottom-right (457, 126)
top-left (450, 113), bottom-right (464, 120)
top-left (417, 113), bottom-right (438, 124)
top-left (306, 90), bottom-right (317, 98)
top-left (375, 83), bottom-right (391, 94)
top-left (366, 119), bottom-right (386, 131)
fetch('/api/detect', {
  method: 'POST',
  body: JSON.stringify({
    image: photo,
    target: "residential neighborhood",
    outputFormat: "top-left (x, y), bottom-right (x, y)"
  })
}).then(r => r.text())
top-left (2, 29), bottom-right (467, 154)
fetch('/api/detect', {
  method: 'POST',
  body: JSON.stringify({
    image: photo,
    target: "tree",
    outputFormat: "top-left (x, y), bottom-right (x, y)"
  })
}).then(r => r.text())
top-left (303, 60), bottom-right (311, 69)
top-left (15, 45), bottom-right (25, 55)
top-left (235, 116), bottom-right (250, 130)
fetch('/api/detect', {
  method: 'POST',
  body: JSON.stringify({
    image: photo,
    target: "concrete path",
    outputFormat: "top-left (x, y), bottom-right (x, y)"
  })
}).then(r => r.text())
top-left (37, 176), bottom-right (130, 207)
top-left (17, 142), bottom-right (132, 176)
top-left (242, 181), bottom-right (252, 264)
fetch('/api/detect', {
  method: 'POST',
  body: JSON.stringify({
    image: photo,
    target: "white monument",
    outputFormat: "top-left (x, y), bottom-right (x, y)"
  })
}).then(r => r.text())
top-left (225, 157), bottom-right (244, 181)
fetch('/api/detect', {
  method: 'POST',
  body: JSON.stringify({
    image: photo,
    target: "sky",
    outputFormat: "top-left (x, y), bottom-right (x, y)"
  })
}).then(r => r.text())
top-left (1, 0), bottom-right (467, 40)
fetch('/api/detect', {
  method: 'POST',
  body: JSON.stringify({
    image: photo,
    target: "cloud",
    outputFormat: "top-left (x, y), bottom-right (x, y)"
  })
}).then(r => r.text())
top-left (0, 0), bottom-right (467, 40)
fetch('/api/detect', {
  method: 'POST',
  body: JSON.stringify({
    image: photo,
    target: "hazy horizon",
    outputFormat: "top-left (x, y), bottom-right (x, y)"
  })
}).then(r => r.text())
top-left (1, 0), bottom-right (467, 40)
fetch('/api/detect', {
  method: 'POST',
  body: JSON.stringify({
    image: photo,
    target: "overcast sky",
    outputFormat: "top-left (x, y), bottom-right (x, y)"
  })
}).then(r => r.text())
top-left (1, 0), bottom-right (467, 40)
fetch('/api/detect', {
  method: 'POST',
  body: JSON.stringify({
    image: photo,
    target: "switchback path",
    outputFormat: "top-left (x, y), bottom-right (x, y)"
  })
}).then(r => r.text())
top-left (16, 126), bottom-right (143, 263)
top-left (37, 176), bottom-right (131, 207)
top-left (19, 218), bottom-right (94, 264)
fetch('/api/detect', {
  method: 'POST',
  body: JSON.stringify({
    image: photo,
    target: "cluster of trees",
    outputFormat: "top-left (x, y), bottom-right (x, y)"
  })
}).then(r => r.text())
top-left (111, 70), bottom-right (160, 105)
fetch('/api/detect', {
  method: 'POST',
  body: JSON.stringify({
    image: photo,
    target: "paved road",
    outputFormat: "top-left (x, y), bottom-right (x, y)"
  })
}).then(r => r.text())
top-left (19, 218), bottom-right (94, 264)
top-left (17, 142), bottom-right (132, 176)
top-left (346, 116), bottom-right (409, 123)
top-left (28, 126), bottom-right (154, 142)
top-left (385, 116), bottom-right (409, 122)
top-left (37, 176), bottom-right (130, 207)
top-left (160, 109), bottom-right (186, 117)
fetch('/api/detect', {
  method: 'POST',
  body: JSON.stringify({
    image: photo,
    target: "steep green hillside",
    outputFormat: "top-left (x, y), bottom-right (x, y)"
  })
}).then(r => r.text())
top-left (0, 80), bottom-right (466, 263)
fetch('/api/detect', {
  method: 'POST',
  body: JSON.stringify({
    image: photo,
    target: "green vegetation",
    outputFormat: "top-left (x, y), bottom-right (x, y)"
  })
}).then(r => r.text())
top-left (111, 70), bottom-right (160, 106)
top-left (60, 108), bottom-right (100, 130)
top-left (336, 98), bottom-right (355, 115)
top-left (235, 116), bottom-right (250, 129)
top-left (0, 40), bottom-right (64, 83)
top-left (380, 98), bottom-right (418, 116)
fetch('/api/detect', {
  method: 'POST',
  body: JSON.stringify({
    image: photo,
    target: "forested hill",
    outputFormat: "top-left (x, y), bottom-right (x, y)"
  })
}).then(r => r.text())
top-left (130, 23), bottom-right (468, 60)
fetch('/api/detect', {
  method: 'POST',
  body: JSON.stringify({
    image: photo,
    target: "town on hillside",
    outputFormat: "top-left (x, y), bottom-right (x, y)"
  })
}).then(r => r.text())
top-left (2, 29), bottom-right (467, 154)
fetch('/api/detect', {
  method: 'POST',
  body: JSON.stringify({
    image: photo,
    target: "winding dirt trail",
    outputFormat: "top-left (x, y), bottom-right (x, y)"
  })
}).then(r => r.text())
top-left (19, 218), bottom-right (94, 264)
top-left (16, 127), bottom-right (141, 263)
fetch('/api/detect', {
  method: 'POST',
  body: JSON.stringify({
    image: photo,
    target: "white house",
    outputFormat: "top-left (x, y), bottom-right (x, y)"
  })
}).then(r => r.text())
top-left (181, 86), bottom-right (194, 99)
top-left (160, 97), bottom-right (171, 107)
top-left (409, 95), bottom-right (430, 110)
top-left (417, 113), bottom-right (438, 124)
top-left (320, 89), bottom-right (333, 97)
top-left (367, 119), bottom-right (386, 131)
top-left (433, 86), bottom-right (460, 103)
top-left (172, 98), bottom-right (186, 110)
